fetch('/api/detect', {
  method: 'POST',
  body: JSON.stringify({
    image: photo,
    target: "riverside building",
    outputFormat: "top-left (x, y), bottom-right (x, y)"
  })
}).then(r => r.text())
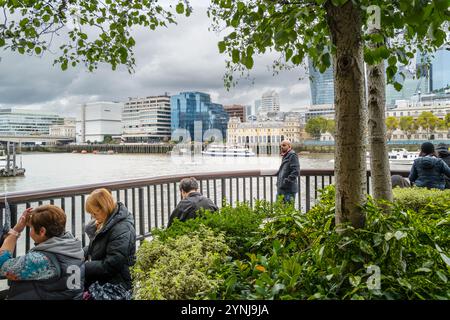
top-left (170, 92), bottom-right (229, 142)
top-left (76, 101), bottom-right (122, 143)
top-left (227, 114), bottom-right (304, 146)
top-left (0, 108), bottom-right (64, 136)
top-left (122, 95), bottom-right (171, 143)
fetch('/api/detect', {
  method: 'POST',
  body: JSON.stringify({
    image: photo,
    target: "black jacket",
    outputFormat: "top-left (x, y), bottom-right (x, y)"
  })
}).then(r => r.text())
top-left (276, 150), bottom-right (300, 194)
top-left (84, 202), bottom-right (136, 290)
top-left (167, 192), bottom-right (218, 227)
top-left (438, 149), bottom-right (450, 189)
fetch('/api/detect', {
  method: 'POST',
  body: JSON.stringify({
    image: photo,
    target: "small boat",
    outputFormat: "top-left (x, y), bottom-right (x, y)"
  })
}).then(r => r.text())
top-left (71, 150), bottom-right (78, 153)
top-left (81, 150), bottom-right (88, 154)
top-left (107, 150), bottom-right (115, 155)
top-left (202, 145), bottom-right (256, 157)
top-left (329, 149), bottom-right (419, 166)
top-left (388, 148), bottom-right (419, 165)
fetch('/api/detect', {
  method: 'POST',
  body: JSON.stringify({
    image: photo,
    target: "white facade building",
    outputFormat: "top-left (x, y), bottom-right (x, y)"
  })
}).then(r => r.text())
top-left (258, 90), bottom-right (280, 113)
top-left (49, 125), bottom-right (76, 138)
top-left (122, 95), bottom-right (171, 143)
top-left (76, 102), bottom-right (123, 143)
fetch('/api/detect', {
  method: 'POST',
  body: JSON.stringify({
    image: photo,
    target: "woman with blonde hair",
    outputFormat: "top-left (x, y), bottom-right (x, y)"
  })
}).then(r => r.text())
top-left (83, 188), bottom-right (135, 299)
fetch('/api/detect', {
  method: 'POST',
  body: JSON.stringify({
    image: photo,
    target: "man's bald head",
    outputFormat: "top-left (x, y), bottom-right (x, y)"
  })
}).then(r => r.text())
top-left (280, 140), bottom-right (292, 154)
top-left (281, 140), bottom-right (292, 147)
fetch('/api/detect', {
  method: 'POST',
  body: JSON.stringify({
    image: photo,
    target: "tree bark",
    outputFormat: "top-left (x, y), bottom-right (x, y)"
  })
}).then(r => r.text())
top-left (366, 31), bottom-right (393, 203)
top-left (326, 1), bottom-right (367, 228)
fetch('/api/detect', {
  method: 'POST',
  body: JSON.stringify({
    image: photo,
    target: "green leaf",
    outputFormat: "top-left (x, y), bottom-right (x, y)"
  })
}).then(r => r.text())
top-left (61, 61), bottom-right (68, 71)
top-left (34, 47), bottom-right (42, 55)
top-left (175, 3), bottom-right (184, 14)
top-left (231, 49), bottom-right (240, 63)
top-left (18, 47), bottom-right (25, 54)
top-left (415, 267), bottom-right (432, 273)
top-left (436, 271), bottom-right (448, 283)
top-left (285, 48), bottom-right (293, 62)
top-left (394, 231), bottom-right (407, 240)
top-left (0, 38), bottom-right (5, 47)
top-left (218, 41), bottom-right (226, 53)
top-left (393, 82), bottom-right (403, 91)
top-left (349, 275), bottom-right (361, 287)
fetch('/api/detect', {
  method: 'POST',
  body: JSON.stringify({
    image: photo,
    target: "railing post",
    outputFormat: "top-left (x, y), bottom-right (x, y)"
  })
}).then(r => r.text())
top-left (138, 187), bottom-right (145, 239)
top-left (306, 175), bottom-right (311, 212)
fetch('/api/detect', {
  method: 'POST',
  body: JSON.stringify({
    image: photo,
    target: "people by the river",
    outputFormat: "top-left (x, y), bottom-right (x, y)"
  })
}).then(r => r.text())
top-left (83, 188), bottom-right (136, 298)
top-left (167, 177), bottom-right (218, 227)
top-left (391, 175), bottom-right (411, 188)
top-left (0, 205), bottom-right (84, 300)
top-left (436, 143), bottom-right (450, 189)
top-left (409, 142), bottom-right (450, 190)
top-left (276, 140), bottom-right (300, 203)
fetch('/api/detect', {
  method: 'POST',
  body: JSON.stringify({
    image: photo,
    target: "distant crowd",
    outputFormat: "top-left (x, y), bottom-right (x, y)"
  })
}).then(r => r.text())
top-left (0, 140), bottom-right (449, 300)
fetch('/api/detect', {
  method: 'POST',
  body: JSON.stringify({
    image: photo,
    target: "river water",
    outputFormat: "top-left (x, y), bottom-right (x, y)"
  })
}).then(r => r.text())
top-left (1, 152), bottom-right (339, 193)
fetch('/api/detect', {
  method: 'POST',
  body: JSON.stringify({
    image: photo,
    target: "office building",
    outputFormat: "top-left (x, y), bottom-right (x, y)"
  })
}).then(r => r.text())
top-left (122, 95), bottom-right (171, 143)
top-left (0, 108), bottom-right (64, 136)
top-left (224, 104), bottom-right (246, 123)
top-left (308, 58), bottom-right (334, 105)
top-left (76, 101), bottom-right (122, 143)
top-left (170, 92), bottom-right (229, 142)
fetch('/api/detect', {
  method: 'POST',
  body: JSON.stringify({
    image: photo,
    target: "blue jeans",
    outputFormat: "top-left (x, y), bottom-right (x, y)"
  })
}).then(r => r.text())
top-left (276, 191), bottom-right (296, 203)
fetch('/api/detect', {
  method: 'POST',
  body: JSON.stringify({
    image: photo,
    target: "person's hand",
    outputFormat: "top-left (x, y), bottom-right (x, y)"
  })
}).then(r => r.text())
top-left (13, 207), bottom-right (33, 233)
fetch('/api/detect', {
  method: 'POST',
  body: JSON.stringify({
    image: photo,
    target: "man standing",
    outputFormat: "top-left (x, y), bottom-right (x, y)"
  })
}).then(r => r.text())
top-left (167, 177), bottom-right (218, 227)
top-left (276, 140), bottom-right (300, 203)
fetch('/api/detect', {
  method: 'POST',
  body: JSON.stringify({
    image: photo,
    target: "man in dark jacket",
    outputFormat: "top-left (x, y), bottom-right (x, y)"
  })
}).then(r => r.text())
top-left (276, 140), bottom-right (300, 203)
top-left (84, 202), bottom-right (136, 291)
top-left (437, 143), bottom-right (450, 189)
top-left (167, 177), bottom-right (218, 227)
top-left (409, 142), bottom-right (450, 190)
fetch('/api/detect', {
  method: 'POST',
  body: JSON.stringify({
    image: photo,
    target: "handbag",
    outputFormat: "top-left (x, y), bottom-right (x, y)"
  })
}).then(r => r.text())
top-left (83, 281), bottom-right (132, 300)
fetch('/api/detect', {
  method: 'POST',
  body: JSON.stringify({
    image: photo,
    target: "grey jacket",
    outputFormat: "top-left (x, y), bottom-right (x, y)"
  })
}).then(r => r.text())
top-left (8, 232), bottom-right (84, 300)
top-left (409, 155), bottom-right (450, 190)
top-left (437, 149), bottom-right (450, 189)
top-left (276, 150), bottom-right (300, 194)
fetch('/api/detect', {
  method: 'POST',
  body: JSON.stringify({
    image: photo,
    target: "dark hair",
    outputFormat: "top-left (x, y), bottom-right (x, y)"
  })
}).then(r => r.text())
top-left (420, 142), bottom-right (435, 156)
top-left (179, 177), bottom-right (199, 193)
top-left (29, 205), bottom-right (66, 238)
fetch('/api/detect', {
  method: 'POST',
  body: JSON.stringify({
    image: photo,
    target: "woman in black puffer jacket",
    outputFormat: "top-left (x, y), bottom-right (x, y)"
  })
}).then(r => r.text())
top-left (84, 188), bottom-right (136, 292)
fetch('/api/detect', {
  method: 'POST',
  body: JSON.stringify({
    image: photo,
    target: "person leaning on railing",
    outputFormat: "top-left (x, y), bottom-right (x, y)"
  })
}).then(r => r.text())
top-left (0, 205), bottom-right (85, 300)
top-left (83, 188), bottom-right (136, 299)
top-left (409, 142), bottom-right (450, 190)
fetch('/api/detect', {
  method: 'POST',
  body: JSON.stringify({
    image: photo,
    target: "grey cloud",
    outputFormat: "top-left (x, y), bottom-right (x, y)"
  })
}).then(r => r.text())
top-left (0, 6), bottom-right (312, 115)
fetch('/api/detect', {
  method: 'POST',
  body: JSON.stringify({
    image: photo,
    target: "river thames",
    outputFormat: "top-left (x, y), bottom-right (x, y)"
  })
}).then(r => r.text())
top-left (2, 152), bottom-right (338, 193)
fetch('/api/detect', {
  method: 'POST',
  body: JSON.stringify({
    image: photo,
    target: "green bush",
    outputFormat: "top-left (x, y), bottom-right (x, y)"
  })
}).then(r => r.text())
top-left (393, 187), bottom-right (450, 213)
top-left (131, 225), bottom-right (229, 300)
top-left (153, 202), bottom-right (266, 258)
top-left (209, 187), bottom-right (450, 300)
top-left (132, 186), bottom-right (450, 300)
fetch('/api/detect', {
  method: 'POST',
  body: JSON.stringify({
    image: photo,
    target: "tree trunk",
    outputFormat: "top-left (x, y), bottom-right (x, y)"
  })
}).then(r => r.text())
top-left (366, 32), bottom-right (393, 202)
top-left (326, 1), bottom-right (367, 228)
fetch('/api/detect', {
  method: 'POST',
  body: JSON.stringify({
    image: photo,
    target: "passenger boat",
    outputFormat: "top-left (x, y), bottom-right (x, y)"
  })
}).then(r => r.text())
top-left (202, 145), bottom-right (256, 157)
top-left (387, 148), bottom-right (419, 165)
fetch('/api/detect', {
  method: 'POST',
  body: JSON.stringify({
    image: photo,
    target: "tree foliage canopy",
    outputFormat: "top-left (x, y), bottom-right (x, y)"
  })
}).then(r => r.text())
top-left (0, 0), bottom-right (191, 71)
top-left (208, 0), bottom-right (449, 89)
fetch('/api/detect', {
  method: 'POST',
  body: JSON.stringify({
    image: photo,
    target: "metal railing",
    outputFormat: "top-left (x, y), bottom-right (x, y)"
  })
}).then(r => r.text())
top-left (0, 169), bottom-right (410, 257)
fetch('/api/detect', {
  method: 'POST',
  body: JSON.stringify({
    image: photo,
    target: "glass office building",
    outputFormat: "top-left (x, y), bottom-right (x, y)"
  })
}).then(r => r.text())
top-left (430, 47), bottom-right (450, 92)
top-left (308, 58), bottom-right (335, 105)
top-left (0, 108), bottom-right (64, 135)
top-left (170, 92), bottom-right (229, 142)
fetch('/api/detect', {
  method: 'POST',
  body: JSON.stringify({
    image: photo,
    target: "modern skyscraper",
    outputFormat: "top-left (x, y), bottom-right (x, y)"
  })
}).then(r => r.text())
top-left (170, 92), bottom-right (229, 142)
top-left (122, 95), bottom-right (171, 143)
top-left (308, 58), bottom-right (334, 105)
top-left (430, 47), bottom-right (450, 92)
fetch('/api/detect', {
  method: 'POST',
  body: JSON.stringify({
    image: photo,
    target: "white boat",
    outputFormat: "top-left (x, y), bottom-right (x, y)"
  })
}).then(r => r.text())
top-left (387, 148), bottom-right (419, 165)
top-left (202, 145), bottom-right (256, 157)
top-left (328, 148), bottom-right (419, 166)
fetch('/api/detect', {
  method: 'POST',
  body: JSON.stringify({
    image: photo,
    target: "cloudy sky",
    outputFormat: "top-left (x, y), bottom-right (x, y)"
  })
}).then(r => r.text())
top-left (0, 3), bottom-right (311, 118)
